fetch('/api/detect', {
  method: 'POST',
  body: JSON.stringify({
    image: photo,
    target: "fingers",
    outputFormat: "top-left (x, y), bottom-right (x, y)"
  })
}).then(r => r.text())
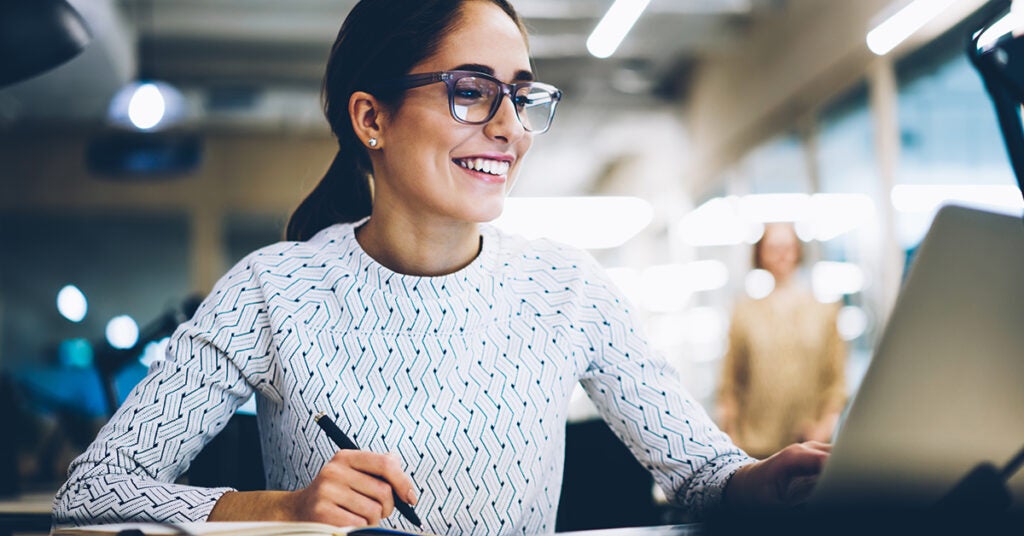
top-left (344, 468), bottom-right (396, 519)
top-left (800, 440), bottom-right (832, 453)
top-left (295, 450), bottom-right (417, 527)
top-left (343, 451), bottom-right (418, 505)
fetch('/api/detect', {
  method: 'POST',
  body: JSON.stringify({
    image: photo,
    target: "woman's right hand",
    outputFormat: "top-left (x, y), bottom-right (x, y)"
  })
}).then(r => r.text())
top-left (287, 450), bottom-right (418, 526)
top-left (208, 450), bottom-right (417, 527)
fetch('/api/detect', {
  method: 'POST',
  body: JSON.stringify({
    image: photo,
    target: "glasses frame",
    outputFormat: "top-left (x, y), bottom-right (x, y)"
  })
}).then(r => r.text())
top-left (369, 70), bottom-right (563, 134)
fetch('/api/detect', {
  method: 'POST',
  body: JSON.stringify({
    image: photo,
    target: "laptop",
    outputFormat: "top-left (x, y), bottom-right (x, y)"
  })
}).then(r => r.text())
top-left (808, 204), bottom-right (1024, 511)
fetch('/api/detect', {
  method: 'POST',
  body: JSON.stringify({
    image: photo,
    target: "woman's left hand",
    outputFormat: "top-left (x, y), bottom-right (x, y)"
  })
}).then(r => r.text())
top-left (723, 441), bottom-right (831, 510)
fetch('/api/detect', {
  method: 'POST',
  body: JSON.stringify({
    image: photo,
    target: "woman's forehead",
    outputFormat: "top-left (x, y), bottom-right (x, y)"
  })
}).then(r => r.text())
top-left (426, 1), bottom-right (531, 75)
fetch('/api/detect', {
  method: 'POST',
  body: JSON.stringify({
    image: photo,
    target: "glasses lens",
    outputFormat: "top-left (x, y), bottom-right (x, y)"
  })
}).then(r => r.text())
top-left (516, 85), bottom-right (557, 132)
top-left (452, 76), bottom-right (500, 123)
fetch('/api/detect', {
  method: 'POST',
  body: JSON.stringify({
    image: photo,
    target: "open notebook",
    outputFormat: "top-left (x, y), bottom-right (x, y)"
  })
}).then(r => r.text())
top-left (52, 522), bottom-right (431, 536)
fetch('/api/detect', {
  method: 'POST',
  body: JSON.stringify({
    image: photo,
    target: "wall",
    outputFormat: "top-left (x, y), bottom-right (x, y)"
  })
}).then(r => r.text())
top-left (684, 0), bottom-right (988, 196)
top-left (0, 129), bottom-right (335, 292)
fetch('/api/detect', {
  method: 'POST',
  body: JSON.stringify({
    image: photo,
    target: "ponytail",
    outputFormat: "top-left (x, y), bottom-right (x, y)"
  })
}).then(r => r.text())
top-left (285, 144), bottom-right (372, 242)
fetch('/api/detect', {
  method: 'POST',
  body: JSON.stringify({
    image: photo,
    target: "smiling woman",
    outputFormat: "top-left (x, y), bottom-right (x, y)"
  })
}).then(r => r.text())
top-left (53, 1), bottom-right (831, 533)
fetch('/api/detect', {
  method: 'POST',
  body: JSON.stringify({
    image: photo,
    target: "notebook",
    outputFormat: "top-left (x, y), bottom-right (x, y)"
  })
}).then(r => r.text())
top-left (808, 204), bottom-right (1024, 510)
top-left (52, 522), bottom-right (430, 536)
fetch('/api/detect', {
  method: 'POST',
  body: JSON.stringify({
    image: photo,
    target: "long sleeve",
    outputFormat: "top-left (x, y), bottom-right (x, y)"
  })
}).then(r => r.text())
top-left (53, 257), bottom-right (275, 525)
top-left (573, 257), bottom-right (753, 516)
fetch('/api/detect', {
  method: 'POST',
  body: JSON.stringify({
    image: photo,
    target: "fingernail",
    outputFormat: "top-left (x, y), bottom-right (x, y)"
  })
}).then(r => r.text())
top-left (408, 489), bottom-right (418, 505)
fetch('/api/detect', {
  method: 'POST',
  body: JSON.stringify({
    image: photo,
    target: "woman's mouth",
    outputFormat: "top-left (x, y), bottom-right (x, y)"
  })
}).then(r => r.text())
top-left (453, 157), bottom-right (511, 178)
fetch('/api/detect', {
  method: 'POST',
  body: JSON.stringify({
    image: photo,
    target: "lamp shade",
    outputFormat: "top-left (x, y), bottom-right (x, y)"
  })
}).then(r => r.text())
top-left (0, 0), bottom-right (91, 87)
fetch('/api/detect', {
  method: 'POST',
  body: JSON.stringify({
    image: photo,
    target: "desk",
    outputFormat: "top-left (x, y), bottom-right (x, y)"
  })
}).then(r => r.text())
top-left (0, 492), bottom-right (54, 536)
top-left (557, 525), bottom-right (701, 536)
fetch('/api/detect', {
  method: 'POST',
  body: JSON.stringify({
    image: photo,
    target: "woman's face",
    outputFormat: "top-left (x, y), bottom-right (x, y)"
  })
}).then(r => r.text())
top-left (371, 0), bottom-right (534, 226)
top-left (759, 223), bottom-right (801, 281)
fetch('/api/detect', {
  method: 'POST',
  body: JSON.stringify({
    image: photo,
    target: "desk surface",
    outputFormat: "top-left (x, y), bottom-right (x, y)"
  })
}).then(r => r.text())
top-left (0, 492), bottom-right (54, 536)
top-left (0, 493), bottom-right (54, 515)
top-left (556, 525), bottom-right (701, 536)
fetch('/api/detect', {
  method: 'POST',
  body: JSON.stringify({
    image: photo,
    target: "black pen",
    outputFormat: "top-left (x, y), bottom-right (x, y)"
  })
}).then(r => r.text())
top-left (314, 412), bottom-right (423, 527)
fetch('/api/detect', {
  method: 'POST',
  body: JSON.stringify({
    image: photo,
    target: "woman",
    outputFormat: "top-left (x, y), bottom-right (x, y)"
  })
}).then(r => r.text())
top-left (54, 1), bottom-right (829, 533)
top-left (718, 223), bottom-right (847, 460)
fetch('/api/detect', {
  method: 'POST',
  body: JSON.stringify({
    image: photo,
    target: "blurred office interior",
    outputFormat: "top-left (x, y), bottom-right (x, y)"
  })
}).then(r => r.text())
top-left (0, 0), bottom-right (1021, 529)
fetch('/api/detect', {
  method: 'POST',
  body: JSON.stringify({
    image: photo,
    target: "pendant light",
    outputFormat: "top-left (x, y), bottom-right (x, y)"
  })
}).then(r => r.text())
top-left (106, 0), bottom-right (186, 131)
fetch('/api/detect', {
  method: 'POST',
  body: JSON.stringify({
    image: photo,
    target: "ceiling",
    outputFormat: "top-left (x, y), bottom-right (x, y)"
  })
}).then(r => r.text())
top-left (0, 0), bottom-right (786, 131)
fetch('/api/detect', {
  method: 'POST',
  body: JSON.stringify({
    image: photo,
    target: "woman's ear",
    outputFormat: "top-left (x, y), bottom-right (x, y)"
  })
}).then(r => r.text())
top-left (349, 91), bottom-right (386, 150)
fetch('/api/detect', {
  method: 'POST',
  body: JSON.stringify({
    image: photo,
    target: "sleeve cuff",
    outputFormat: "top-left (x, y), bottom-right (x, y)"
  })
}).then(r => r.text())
top-left (680, 454), bottom-right (755, 516)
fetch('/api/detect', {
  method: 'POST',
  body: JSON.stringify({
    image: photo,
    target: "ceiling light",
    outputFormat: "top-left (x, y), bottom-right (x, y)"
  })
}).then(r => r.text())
top-left (105, 315), bottom-right (140, 350)
top-left (106, 0), bottom-right (187, 131)
top-left (976, 3), bottom-right (1023, 51)
top-left (745, 269), bottom-right (775, 299)
top-left (837, 305), bottom-right (870, 341)
top-left (812, 261), bottom-right (866, 302)
top-left (57, 284), bottom-right (88, 323)
top-left (492, 196), bottom-right (653, 249)
top-left (107, 80), bottom-right (186, 131)
top-left (867, 0), bottom-right (957, 56)
top-left (890, 184), bottom-right (1024, 213)
top-left (586, 0), bottom-right (651, 59)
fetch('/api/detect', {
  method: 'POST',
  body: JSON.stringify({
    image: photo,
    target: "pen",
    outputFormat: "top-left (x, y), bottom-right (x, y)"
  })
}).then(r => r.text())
top-left (314, 412), bottom-right (423, 528)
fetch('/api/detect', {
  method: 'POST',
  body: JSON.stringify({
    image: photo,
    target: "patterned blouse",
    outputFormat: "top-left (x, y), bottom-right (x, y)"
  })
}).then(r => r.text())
top-left (54, 221), bottom-right (752, 535)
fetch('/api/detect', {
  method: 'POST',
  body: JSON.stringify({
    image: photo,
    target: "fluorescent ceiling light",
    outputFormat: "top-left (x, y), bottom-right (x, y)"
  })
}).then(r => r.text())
top-left (976, 4), bottom-right (1024, 51)
top-left (492, 196), bottom-right (654, 249)
top-left (812, 261), bottom-right (866, 303)
top-left (739, 193), bottom-right (812, 222)
top-left (675, 196), bottom-right (762, 247)
top-left (675, 193), bottom-right (874, 247)
top-left (867, 0), bottom-right (957, 56)
top-left (890, 184), bottom-right (1024, 213)
top-left (586, 0), bottom-right (651, 59)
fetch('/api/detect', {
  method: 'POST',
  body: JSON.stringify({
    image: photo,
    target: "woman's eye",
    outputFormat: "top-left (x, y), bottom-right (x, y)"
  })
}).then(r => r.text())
top-left (456, 89), bottom-right (485, 100)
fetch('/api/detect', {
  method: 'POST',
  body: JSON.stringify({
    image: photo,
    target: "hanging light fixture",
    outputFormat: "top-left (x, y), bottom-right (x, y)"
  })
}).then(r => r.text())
top-left (0, 0), bottom-right (92, 87)
top-left (106, 0), bottom-right (186, 131)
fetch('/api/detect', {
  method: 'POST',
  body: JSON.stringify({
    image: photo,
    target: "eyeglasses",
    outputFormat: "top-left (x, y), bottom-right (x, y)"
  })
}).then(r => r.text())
top-left (370, 70), bottom-right (563, 134)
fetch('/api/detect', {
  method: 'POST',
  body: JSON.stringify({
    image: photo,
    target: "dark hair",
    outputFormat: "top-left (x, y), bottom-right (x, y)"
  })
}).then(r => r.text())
top-left (286, 0), bottom-right (527, 242)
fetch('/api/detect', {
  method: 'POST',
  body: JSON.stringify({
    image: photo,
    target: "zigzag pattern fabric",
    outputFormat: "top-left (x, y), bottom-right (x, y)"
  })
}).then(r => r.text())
top-left (54, 221), bottom-right (752, 535)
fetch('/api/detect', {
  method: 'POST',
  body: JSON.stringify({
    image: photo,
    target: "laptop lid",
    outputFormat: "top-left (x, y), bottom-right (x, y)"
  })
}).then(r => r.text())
top-left (809, 204), bottom-right (1024, 509)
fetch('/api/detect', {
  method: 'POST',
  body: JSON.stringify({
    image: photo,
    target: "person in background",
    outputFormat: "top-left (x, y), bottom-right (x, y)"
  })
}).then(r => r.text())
top-left (718, 222), bottom-right (848, 460)
top-left (54, 1), bottom-right (831, 533)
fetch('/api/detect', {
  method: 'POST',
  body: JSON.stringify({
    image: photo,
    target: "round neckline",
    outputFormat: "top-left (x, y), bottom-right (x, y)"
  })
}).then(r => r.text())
top-left (337, 219), bottom-right (499, 300)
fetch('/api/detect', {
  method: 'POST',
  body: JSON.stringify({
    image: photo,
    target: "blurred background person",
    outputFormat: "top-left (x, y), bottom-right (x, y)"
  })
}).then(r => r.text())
top-left (717, 222), bottom-right (848, 460)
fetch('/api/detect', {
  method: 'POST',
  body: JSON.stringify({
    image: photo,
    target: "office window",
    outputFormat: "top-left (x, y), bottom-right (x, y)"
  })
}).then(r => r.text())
top-left (817, 84), bottom-right (876, 197)
top-left (894, 28), bottom-right (1019, 247)
top-left (741, 132), bottom-right (810, 194)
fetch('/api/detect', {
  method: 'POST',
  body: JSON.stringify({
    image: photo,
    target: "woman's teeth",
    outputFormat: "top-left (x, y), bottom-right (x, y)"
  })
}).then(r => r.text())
top-left (457, 158), bottom-right (510, 176)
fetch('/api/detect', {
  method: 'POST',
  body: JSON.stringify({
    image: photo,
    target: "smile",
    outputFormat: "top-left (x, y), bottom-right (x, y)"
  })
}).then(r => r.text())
top-left (454, 157), bottom-right (511, 177)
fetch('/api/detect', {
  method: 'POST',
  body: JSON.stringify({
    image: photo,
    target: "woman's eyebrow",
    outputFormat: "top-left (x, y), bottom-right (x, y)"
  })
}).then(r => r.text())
top-left (452, 63), bottom-right (535, 81)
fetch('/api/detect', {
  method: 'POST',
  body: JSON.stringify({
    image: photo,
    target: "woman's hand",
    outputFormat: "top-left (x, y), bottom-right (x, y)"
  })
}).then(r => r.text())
top-left (724, 441), bottom-right (831, 510)
top-left (209, 451), bottom-right (417, 527)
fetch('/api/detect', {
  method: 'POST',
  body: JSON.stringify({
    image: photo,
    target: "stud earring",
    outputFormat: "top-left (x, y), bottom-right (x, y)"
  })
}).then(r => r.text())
top-left (368, 138), bottom-right (378, 148)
